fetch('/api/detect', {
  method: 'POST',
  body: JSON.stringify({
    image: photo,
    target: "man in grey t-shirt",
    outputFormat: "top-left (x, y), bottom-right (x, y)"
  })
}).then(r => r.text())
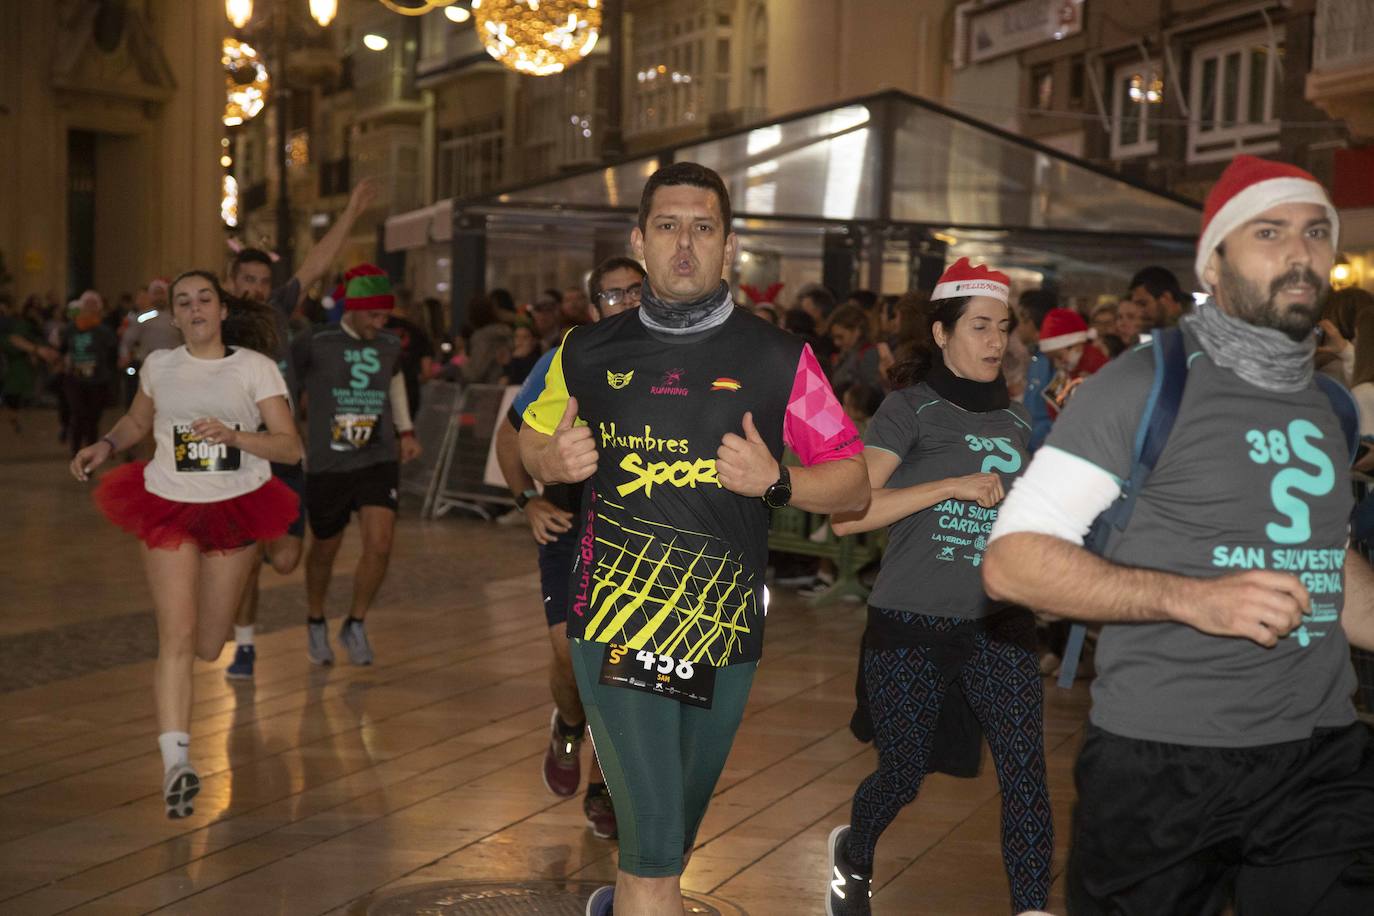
top-left (985, 156), bottom-right (1374, 914)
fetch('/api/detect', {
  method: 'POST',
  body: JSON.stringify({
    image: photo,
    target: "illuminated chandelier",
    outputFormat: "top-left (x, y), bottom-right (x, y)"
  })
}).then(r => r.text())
top-left (222, 38), bottom-right (270, 126)
top-left (473, 0), bottom-right (601, 76)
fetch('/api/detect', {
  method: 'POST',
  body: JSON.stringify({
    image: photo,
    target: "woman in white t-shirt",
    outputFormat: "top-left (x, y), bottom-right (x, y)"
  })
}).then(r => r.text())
top-left (70, 270), bottom-right (302, 819)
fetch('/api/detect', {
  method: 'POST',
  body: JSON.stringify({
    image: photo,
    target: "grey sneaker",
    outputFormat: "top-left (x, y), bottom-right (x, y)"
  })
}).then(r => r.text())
top-left (338, 618), bottom-right (374, 665)
top-left (163, 762), bottom-right (200, 819)
top-left (307, 619), bottom-right (335, 666)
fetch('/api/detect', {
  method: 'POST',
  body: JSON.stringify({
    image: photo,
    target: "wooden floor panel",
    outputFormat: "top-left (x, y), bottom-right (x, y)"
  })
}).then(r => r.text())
top-left (0, 412), bottom-right (1088, 914)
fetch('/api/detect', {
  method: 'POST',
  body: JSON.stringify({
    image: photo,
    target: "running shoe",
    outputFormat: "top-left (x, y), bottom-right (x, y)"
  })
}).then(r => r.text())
top-left (225, 644), bottom-right (255, 680)
top-left (338, 618), bottom-right (374, 665)
top-left (583, 783), bottom-right (618, 839)
top-left (163, 762), bottom-right (200, 819)
top-left (542, 708), bottom-right (583, 797)
top-left (307, 619), bottom-right (335, 666)
top-left (585, 885), bottom-right (614, 916)
top-left (826, 824), bottom-right (872, 916)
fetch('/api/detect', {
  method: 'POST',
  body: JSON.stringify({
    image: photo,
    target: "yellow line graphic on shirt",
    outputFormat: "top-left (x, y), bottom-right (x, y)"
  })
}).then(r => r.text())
top-left (581, 503), bottom-right (754, 666)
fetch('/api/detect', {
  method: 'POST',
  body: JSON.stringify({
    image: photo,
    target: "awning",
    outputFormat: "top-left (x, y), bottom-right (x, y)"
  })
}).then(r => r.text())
top-left (383, 199), bottom-right (453, 252)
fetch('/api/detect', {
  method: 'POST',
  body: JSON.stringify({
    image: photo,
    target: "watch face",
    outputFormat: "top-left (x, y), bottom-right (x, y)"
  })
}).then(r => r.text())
top-left (764, 483), bottom-right (792, 509)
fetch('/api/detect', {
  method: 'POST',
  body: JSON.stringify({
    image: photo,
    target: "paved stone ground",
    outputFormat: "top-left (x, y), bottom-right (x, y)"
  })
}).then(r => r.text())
top-left (0, 406), bottom-right (542, 693)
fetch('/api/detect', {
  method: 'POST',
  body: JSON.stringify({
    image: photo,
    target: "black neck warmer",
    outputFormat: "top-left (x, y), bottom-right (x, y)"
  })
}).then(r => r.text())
top-left (638, 279), bottom-right (734, 333)
top-left (925, 356), bottom-right (1010, 412)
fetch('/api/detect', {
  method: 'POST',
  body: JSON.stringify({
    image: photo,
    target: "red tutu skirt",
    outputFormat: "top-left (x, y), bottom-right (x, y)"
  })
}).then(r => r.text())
top-left (93, 462), bottom-right (299, 553)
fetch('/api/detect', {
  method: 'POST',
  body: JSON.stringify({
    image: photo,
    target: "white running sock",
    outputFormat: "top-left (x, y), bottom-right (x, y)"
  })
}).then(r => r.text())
top-left (235, 625), bottom-right (254, 646)
top-left (158, 731), bottom-right (190, 773)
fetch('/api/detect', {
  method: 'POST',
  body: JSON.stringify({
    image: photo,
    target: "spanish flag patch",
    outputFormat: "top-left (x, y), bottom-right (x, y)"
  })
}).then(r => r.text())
top-left (711, 377), bottom-right (742, 392)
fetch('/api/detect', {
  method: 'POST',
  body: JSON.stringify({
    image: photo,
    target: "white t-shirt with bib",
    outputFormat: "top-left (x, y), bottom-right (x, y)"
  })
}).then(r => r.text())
top-left (140, 346), bottom-right (288, 503)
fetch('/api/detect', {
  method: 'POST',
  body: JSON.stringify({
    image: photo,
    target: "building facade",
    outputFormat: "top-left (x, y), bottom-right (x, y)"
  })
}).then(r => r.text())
top-left (0, 0), bottom-right (224, 304)
top-left (948, 0), bottom-right (1374, 293)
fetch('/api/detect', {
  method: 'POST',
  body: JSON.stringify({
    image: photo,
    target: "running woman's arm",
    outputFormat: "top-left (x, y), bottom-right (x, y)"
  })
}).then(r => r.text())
top-left (831, 446), bottom-right (1002, 536)
top-left (70, 390), bottom-right (154, 481)
top-left (192, 395), bottom-right (302, 465)
top-left (983, 446), bottom-right (1309, 647)
top-left (1341, 548), bottom-right (1374, 651)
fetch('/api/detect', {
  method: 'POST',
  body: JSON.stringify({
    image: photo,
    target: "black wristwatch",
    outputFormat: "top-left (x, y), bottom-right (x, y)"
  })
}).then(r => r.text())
top-left (514, 488), bottom-right (539, 510)
top-left (762, 465), bottom-right (792, 509)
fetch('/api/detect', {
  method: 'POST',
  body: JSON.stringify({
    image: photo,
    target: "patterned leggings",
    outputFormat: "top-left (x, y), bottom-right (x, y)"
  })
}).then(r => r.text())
top-left (847, 610), bottom-right (1053, 912)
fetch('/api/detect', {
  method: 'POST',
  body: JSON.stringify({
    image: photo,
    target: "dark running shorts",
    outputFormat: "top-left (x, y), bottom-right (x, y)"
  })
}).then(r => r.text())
top-left (537, 526), bottom-right (578, 628)
top-left (1068, 722), bottom-right (1374, 916)
top-left (271, 461), bottom-right (306, 539)
top-left (305, 461), bottom-right (399, 540)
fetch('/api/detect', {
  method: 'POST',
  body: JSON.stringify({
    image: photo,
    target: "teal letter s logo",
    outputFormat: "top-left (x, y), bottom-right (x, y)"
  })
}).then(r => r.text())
top-left (1264, 420), bottom-right (1335, 544)
top-left (347, 347), bottom-right (381, 390)
top-left (965, 435), bottom-right (1022, 475)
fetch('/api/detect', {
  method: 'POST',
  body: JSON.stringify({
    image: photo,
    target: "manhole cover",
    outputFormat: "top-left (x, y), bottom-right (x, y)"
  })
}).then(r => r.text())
top-left (366, 879), bottom-right (745, 915)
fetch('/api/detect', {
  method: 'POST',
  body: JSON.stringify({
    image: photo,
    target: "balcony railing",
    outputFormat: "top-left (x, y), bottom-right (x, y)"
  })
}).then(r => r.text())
top-left (1314, 0), bottom-right (1374, 71)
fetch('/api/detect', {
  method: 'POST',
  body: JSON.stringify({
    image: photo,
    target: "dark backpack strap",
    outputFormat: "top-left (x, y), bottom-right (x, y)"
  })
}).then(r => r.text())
top-left (1058, 328), bottom-right (1189, 689)
top-left (1313, 373), bottom-right (1360, 467)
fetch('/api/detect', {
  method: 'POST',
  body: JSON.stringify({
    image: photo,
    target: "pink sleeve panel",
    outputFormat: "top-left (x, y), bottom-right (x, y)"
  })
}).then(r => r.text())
top-left (783, 344), bottom-right (863, 466)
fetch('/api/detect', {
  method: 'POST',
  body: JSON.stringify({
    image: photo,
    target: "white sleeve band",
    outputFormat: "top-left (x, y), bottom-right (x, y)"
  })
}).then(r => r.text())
top-left (389, 372), bottom-right (413, 433)
top-left (989, 446), bottom-right (1123, 546)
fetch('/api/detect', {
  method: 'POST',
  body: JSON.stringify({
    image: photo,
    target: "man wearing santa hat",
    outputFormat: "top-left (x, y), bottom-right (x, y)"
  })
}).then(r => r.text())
top-left (294, 264), bottom-right (422, 667)
top-left (984, 154), bottom-right (1374, 914)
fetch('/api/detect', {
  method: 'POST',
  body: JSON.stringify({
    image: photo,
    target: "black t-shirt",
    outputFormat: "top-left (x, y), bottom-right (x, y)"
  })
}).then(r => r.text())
top-left (523, 309), bottom-right (861, 667)
top-left (63, 322), bottom-right (118, 386)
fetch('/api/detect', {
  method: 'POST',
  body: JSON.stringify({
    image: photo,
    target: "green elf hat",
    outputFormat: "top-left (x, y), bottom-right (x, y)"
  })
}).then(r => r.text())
top-left (343, 263), bottom-right (394, 311)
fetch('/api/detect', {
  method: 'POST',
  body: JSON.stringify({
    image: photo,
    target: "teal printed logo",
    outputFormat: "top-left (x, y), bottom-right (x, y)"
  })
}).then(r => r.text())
top-left (1245, 420), bottom-right (1335, 545)
top-left (965, 435), bottom-right (1021, 475)
top-left (345, 347), bottom-right (381, 390)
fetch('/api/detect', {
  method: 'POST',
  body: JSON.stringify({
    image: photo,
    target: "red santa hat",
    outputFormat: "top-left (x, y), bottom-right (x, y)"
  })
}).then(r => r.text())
top-left (1038, 308), bottom-right (1091, 352)
top-left (1195, 155), bottom-right (1340, 293)
top-left (931, 258), bottom-right (1010, 304)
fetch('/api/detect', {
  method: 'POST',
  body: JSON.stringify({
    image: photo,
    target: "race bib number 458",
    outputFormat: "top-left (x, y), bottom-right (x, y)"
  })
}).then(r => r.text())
top-left (173, 424), bottom-right (241, 473)
top-left (598, 644), bottom-right (716, 708)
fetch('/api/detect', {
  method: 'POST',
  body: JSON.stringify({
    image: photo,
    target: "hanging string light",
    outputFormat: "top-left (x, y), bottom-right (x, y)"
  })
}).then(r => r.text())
top-left (223, 38), bottom-right (270, 126)
top-left (472, 0), bottom-right (601, 76)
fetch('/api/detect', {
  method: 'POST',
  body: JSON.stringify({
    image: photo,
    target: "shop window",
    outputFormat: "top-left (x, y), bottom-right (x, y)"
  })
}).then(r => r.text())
top-left (1111, 60), bottom-right (1163, 159)
top-left (1187, 29), bottom-right (1283, 163)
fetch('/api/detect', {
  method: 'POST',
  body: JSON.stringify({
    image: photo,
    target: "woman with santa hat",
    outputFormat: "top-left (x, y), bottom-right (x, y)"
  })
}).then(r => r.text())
top-left (823, 258), bottom-right (1051, 916)
top-left (69, 270), bottom-right (301, 820)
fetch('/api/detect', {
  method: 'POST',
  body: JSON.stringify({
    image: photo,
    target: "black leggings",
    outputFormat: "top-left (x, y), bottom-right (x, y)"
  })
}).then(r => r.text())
top-left (847, 609), bottom-right (1053, 913)
top-left (65, 379), bottom-right (108, 456)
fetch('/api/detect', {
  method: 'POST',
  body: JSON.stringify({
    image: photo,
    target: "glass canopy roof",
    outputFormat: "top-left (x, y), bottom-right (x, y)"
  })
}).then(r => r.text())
top-left (486, 90), bottom-right (1201, 239)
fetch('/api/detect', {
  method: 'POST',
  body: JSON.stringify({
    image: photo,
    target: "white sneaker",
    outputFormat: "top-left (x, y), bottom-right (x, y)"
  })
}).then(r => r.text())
top-left (163, 762), bottom-right (200, 819)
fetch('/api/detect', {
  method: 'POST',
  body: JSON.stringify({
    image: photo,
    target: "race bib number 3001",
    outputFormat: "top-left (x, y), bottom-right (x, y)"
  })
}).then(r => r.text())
top-left (331, 413), bottom-right (378, 451)
top-left (598, 644), bottom-right (716, 708)
top-left (173, 424), bottom-right (241, 472)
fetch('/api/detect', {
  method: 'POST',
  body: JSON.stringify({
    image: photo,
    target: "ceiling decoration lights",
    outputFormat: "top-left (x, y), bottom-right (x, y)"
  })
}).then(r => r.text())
top-left (377, 0), bottom-right (462, 15)
top-left (222, 38), bottom-right (270, 127)
top-left (227, 0), bottom-right (338, 29)
top-left (472, 0), bottom-right (601, 76)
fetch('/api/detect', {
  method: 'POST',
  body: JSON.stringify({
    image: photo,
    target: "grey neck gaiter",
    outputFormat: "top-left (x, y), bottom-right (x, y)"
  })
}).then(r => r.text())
top-left (639, 279), bottom-right (734, 335)
top-left (1181, 298), bottom-right (1315, 392)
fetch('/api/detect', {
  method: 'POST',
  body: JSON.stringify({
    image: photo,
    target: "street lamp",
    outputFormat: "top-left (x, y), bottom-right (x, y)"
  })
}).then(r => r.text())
top-left (225, 0), bottom-right (337, 29)
top-left (226, 0), bottom-right (338, 277)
